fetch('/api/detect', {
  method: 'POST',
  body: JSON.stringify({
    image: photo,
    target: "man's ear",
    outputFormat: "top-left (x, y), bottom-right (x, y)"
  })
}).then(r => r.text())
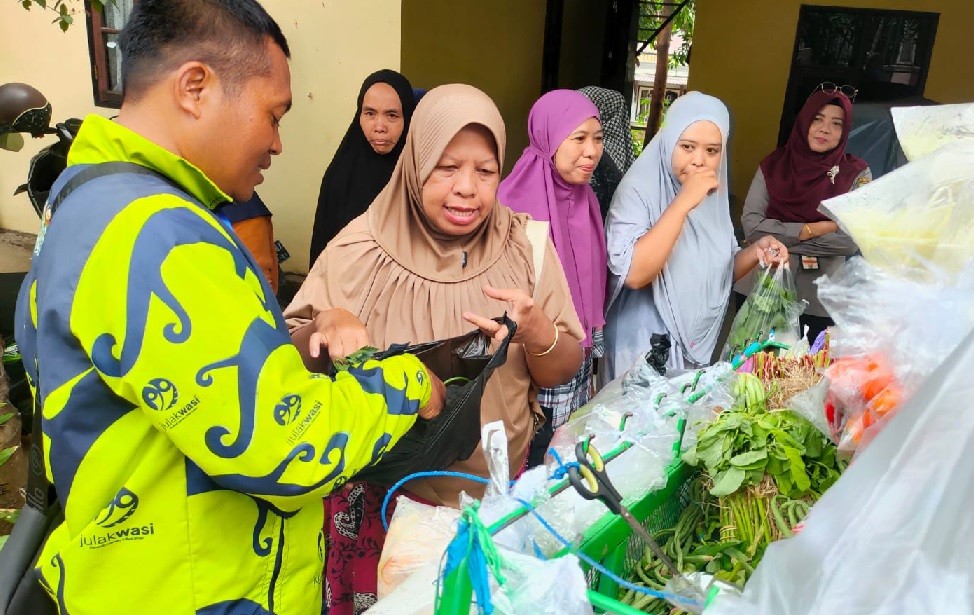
top-left (173, 61), bottom-right (216, 120)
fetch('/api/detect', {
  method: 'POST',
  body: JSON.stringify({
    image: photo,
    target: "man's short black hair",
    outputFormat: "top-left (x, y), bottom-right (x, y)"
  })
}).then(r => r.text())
top-left (119, 0), bottom-right (290, 101)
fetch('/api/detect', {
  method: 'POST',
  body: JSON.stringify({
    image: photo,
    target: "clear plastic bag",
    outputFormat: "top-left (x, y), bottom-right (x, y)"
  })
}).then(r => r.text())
top-left (823, 352), bottom-right (902, 456)
top-left (723, 264), bottom-right (806, 361)
top-left (785, 378), bottom-right (832, 440)
top-left (681, 363), bottom-right (736, 454)
top-left (377, 496), bottom-right (461, 599)
top-left (491, 549), bottom-right (594, 615)
top-left (703, 327), bottom-right (974, 615)
top-left (890, 102), bottom-right (974, 162)
top-left (366, 560), bottom-right (443, 614)
top-left (815, 256), bottom-right (974, 456)
top-left (820, 140), bottom-right (974, 278)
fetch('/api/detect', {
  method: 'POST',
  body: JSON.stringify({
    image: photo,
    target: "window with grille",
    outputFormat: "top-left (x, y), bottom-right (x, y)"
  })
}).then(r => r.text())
top-left (778, 5), bottom-right (939, 145)
top-left (84, 0), bottom-right (135, 108)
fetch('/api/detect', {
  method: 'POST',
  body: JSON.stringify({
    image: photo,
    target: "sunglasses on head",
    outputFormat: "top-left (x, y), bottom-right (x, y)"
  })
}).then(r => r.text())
top-left (814, 82), bottom-right (858, 101)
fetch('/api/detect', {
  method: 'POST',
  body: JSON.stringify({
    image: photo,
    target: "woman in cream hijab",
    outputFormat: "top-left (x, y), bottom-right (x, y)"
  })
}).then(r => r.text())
top-left (285, 84), bottom-right (583, 613)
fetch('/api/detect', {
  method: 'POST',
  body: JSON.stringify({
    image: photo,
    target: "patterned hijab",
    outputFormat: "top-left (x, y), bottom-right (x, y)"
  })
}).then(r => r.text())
top-left (579, 86), bottom-right (636, 218)
top-left (578, 86), bottom-right (635, 175)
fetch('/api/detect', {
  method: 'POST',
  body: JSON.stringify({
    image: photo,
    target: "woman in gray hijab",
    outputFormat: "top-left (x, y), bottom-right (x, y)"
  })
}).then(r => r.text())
top-left (603, 92), bottom-right (788, 380)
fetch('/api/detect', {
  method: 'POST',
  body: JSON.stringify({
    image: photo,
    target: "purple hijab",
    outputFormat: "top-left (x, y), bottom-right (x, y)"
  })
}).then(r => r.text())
top-left (498, 89), bottom-right (607, 346)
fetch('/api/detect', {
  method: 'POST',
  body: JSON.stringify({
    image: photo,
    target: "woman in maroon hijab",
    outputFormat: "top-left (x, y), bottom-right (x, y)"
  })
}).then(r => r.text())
top-left (740, 85), bottom-right (871, 343)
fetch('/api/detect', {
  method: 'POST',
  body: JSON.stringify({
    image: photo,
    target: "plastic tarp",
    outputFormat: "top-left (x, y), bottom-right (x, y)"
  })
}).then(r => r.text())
top-left (892, 102), bottom-right (974, 162)
top-left (845, 102), bottom-right (908, 179)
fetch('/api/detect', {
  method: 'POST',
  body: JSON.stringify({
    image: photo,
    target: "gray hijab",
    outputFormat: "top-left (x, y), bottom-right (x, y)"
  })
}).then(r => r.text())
top-left (604, 92), bottom-right (737, 368)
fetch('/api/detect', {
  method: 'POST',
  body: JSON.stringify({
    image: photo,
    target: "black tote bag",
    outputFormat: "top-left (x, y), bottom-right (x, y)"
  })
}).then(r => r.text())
top-left (349, 315), bottom-right (516, 486)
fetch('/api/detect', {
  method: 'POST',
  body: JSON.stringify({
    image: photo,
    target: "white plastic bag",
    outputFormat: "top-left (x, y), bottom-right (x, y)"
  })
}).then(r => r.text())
top-left (366, 560), bottom-right (443, 615)
top-left (891, 102), bottom-right (974, 161)
top-left (491, 550), bottom-right (594, 615)
top-left (704, 326), bottom-right (974, 615)
top-left (377, 496), bottom-right (460, 598)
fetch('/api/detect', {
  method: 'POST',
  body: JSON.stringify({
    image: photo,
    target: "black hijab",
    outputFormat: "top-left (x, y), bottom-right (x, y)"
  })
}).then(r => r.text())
top-left (308, 69), bottom-right (416, 265)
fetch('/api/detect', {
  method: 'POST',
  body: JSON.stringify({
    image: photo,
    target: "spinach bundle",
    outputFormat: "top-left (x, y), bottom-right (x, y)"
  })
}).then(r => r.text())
top-left (724, 264), bottom-right (805, 360)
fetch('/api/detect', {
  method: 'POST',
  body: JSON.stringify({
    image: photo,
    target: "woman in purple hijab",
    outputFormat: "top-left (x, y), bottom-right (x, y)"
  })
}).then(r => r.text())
top-left (498, 89), bottom-right (608, 467)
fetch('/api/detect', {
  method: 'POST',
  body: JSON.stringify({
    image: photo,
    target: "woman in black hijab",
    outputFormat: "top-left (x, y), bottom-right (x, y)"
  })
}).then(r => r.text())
top-left (308, 69), bottom-right (416, 265)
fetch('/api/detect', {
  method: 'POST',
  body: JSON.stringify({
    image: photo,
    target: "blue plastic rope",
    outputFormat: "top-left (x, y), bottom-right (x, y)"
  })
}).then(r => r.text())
top-left (548, 447), bottom-right (580, 481)
top-left (442, 507), bottom-right (497, 614)
top-left (380, 470), bottom-right (491, 532)
top-left (512, 497), bottom-right (703, 609)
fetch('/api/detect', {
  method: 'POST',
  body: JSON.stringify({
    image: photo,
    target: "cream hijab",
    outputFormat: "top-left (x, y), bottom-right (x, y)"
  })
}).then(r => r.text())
top-left (285, 84), bottom-right (583, 505)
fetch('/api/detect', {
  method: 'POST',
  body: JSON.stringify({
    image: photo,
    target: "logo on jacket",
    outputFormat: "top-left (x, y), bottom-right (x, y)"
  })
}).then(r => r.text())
top-left (95, 487), bottom-right (139, 528)
top-left (142, 378), bottom-right (178, 412)
top-left (274, 394), bottom-right (302, 426)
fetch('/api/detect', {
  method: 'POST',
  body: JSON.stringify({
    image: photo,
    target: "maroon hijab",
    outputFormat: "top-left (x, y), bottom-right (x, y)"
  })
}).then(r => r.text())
top-left (761, 91), bottom-right (868, 222)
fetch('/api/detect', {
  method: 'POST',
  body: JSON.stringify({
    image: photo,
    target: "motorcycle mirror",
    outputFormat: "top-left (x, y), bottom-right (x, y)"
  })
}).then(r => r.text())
top-left (0, 132), bottom-right (25, 152)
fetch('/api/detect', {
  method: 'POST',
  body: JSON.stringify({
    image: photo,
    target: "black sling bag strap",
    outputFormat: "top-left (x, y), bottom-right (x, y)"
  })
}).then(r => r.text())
top-left (0, 161), bottom-right (173, 615)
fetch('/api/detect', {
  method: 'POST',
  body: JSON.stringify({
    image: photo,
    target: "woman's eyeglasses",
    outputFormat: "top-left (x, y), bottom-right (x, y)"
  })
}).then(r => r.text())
top-left (814, 82), bottom-right (858, 100)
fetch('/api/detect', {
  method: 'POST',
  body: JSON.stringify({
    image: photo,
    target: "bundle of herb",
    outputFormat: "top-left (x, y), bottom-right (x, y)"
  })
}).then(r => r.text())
top-left (682, 399), bottom-right (843, 499)
top-left (332, 346), bottom-right (379, 372)
top-left (725, 265), bottom-right (803, 359)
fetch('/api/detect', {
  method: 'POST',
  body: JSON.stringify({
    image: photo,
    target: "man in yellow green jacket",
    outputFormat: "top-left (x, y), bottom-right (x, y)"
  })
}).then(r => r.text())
top-left (12, 1), bottom-right (444, 613)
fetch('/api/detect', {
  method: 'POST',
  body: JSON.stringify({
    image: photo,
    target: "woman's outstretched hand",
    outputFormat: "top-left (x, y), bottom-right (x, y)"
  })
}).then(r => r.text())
top-left (462, 285), bottom-right (556, 355)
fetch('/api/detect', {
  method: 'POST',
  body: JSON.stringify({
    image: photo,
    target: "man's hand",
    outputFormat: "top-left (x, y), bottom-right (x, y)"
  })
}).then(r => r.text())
top-left (419, 368), bottom-right (445, 420)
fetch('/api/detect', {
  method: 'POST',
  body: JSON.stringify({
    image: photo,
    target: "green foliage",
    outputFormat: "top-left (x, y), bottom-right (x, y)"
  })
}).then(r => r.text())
top-left (631, 97), bottom-right (673, 156)
top-left (726, 268), bottom-right (800, 358)
top-left (18, 0), bottom-right (108, 32)
top-left (0, 446), bottom-right (17, 467)
top-left (630, 128), bottom-right (645, 157)
top-left (2, 343), bottom-right (21, 364)
top-left (0, 413), bottom-right (15, 427)
top-left (0, 509), bottom-right (19, 524)
top-left (638, 0), bottom-right (695, 66)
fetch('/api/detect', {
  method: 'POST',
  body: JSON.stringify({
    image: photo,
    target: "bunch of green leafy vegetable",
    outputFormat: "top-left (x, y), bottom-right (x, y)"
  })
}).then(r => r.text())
top-left (725, 267), bottom-right (801, 357)
top-left (331, 346), bottom-right (379, 372)
top-left (682, 397), bottom-right (844, 499)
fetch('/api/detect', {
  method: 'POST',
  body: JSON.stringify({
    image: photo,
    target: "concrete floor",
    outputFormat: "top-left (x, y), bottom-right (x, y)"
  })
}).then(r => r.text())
top-left (0, 240), bottom-right (31, 274)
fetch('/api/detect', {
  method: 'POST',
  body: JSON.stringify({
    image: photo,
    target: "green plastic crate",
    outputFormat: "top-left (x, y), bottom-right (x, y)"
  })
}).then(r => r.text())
top-left (583, 462), bottom-right (696, 614)
top-left (434, 358), bottom-right (751, 614)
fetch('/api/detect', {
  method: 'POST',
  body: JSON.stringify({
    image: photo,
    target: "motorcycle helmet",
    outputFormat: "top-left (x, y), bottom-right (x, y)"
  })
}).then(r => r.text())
top-left (0, 83), bottom-right (52, 151)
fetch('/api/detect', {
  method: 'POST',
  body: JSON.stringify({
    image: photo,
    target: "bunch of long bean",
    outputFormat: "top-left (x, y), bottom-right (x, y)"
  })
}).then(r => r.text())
top-left (618, 475), bottom-right (814, 614)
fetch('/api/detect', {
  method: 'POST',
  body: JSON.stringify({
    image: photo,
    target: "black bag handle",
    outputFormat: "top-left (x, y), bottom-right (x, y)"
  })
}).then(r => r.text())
top-left (477, 313), bottom-right (517, 373)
